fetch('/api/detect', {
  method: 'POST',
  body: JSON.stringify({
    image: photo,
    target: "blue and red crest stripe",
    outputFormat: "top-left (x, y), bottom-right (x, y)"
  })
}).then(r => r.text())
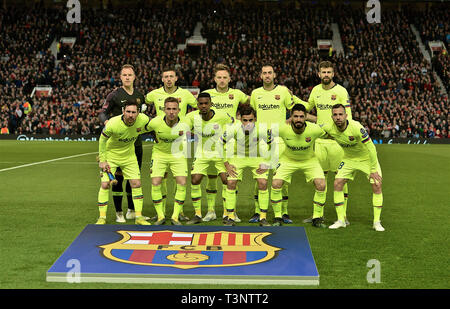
top-left (110, 249), bottom-right (268, 266)
top-left (362, 137), bottom-right (371, 143)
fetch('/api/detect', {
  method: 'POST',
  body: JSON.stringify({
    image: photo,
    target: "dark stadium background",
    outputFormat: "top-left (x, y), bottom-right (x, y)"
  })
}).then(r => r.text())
top-left (0, 0), bottom-right (448, 141)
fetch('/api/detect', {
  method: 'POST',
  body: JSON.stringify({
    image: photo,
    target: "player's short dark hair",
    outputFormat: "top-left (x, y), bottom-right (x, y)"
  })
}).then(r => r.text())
top-left (318, 60), bottom-right (335, 71)
top-left (238, 104), bottom-right (256, 118)
top-left (161, 66), bottom-right (177, 75)
top-left (164, 96), bottom-right (180, 106)
top-left (261, 62), bottom-right (275, 72)
top-left (197, 92), bottom-right (211, 100)
top-left (332, 103), bottom-right (346, 111)
top-left (291, 104), bottom-right (307, 114)
top-left (123, 100), bottom-right (139, 111)
top-left (120, 64), bottom-right (135, 74)
top-left (214, 63), bottom-right (230, 75)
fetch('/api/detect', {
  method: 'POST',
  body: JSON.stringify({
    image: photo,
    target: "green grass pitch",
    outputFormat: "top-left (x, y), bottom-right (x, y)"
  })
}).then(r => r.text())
top-left (0, 140), bottom-right (449, 289)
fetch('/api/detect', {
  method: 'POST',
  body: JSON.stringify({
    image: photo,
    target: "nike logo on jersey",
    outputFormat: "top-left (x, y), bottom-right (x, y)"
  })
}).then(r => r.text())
top-left (121, 100), bottom-right (127, 103)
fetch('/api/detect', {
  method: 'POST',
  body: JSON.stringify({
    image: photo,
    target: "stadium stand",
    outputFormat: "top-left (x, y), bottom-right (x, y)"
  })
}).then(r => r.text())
top-left (0, 0), bottom-right (448, 138)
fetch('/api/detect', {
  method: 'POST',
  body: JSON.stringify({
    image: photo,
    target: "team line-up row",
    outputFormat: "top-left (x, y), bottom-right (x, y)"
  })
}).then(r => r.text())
top-left (95, 62), bottom-right (385, 231)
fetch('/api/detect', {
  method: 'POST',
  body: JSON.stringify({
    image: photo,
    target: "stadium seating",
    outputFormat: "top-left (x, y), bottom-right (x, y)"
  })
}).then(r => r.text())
top-left (0, 1), bottom-right (448, 138)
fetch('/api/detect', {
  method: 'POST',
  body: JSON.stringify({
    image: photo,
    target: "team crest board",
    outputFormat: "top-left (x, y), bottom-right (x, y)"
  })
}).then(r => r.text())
top-left (46, 225), bottom-right (319, 285)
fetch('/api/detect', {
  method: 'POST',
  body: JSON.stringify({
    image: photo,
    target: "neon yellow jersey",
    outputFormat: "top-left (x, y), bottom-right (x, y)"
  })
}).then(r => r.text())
top-left (204, 88), bottom-right (248, 118)
top-left (185, 109), bottom-right (234, 157)
top-left (278, 122), bottom-right (327, 161)
top-left (99, 113), bottom-right (150, 162)
top-left (250, 85), bottom-right (294, 128)
top-left (322, 119), bottom-right (378, 172)
top-left (305, 83), bottom-right (352, 127)
top-left (144, 115), bottom-right (189, 158)
top-left (220, 120), bottom-right (272, 159)
top-left (145, 87), bottom-right (197, 117)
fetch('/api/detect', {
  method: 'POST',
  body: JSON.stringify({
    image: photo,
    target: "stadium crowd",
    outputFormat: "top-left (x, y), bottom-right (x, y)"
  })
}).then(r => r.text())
top-left (0, 2), bottom-right (448, 138)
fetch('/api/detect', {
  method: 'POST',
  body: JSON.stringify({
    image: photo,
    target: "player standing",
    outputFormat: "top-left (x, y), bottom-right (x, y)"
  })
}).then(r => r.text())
top-left (96, 101), bottom-right (150, 225)
top-left (98, 64), bottom-right (147, 223)
top-left (271, 104), bottom-right (327, 227)
top-left (323, 104), bottom-right (385, 231)
top-left (298, 61), bottom-right (352, 225)
top-left (249, 64), bottom-right (294, 224)
top-left (203, 64), bottom-right (249, 223)
top-left (184, 92), bottom-right (235, 225)
top-left (144, 97), bottom-right (190, 226)
top-left (145, 67), bottom-right (197, 221)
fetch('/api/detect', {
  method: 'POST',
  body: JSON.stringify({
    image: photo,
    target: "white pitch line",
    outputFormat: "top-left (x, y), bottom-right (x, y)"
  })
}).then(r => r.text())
top-left (0, 144), bottom-right (153, 173)
top-left (0, 152), bottom-right (98, 172)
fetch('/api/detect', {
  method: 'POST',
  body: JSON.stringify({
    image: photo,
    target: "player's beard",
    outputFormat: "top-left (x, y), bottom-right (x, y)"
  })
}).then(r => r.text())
top-left (294, 121), bottom-right (305, 130)
top-left (124, 116), bottom-right (136, 126)
top-left (321, 77), bottom-right (331, 85)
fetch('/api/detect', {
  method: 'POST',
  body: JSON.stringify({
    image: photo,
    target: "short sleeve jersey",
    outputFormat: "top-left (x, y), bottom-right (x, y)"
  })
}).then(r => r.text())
top-left (250, 85), bottom-right (294, 128)
top-left (278, 122), bottom-right (327, 161)
top-left (204, 88), bottom-right (248, 118)
top-left (144, 115), bottom-right (190, 158)
top-left (100, 113), bottom-right (150, 161)
top-left (101, 87), bottom-right (146, 146)
top-left (145, 87), bottom-right (197, 117)
top-left (322, 119), bottom-right (375, 163)
top-left (220, 120), bottom-right (272, 158)
top-left (185, 109), bottom-right (234, 157)
top-left (304, 84), bottom-right (352, 127)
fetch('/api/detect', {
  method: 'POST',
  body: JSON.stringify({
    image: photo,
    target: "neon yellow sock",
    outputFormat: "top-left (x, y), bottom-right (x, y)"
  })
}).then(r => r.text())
top-left (131, 187), bottom-right (144, 217)
top-left (222, 184), bottom-right (227, 217)
top-left (226, 188), bottom-right (236, 220)
top-left (373, 193), bottom-right (383, 223)
top-left (191, 184), bottom-right (202, 217)
top-left (97, 187), bottom-right (109, 217)
top-left (253, 181), bottom-right (260, 213)
top-left (271, 187), bottom-right (283, 218)
top-left (152, 184), bottom-right (164, 220)
top-left (161, 178), bottom-right (167, 214)
top-left (281, 183), bottom-right (289, 215)
top-left (313, 190), bottom-right (326, 219)
top-left (206, 177), bottom-right (217, 212)
top-left (258, 189), bottom-right (269, 220)
top-left (172, 184), bottom-right (186, 220)
top-left (343, 183), bottom-right (349, 217)
top-left (333, 190), bottom-right (345, 222)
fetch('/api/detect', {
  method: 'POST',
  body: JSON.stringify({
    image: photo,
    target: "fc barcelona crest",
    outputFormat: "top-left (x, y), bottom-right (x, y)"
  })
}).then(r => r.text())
top-left (349, 136), bottom-right (355, 141)
top-left (331, 95), bottom-right (337, 100)
top-left (275, 95), bottom-right (281, 100)
top-left (100, 230), bottom-right (281, 269)
top-left (229, 94), bottom-right (234, 100)
top-left (305, 137), bottom-right (311, 142)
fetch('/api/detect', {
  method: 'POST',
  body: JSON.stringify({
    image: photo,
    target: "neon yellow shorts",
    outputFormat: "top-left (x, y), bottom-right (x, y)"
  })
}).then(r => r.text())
top-left (336, 158), bottom-right (382, 183)
top-left (102, 156), bottom-right (140, 181)
top-left (150, 155), bottom-right (188, 178)
top-left (227, 157), bottom-right (270, 181)
top-left (191, 157), bottom-right (226, 176)
top-left (273, 155), bottom-right (325, 184)
top-left (314, 139), bottom-right (344, 172)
